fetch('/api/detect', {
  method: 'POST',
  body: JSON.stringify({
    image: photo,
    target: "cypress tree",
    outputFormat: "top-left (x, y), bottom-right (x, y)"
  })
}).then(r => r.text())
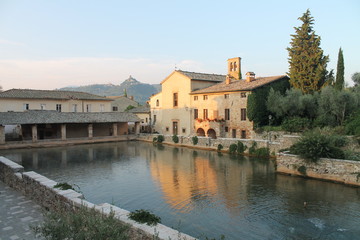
top-left (335, 47), bottom-right (345, 90)
top-left (287, 9), bottom-right (329, 94)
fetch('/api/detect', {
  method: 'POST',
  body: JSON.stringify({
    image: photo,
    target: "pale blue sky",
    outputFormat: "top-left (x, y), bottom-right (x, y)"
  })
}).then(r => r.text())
top-left (0, 0), bottom-right (359, 90)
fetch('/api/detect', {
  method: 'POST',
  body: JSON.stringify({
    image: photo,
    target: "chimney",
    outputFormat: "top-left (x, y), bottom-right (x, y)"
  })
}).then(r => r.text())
top-left (225, 75), bottom-right (231, 84)
top-left (246, 72), bottom-right (256, 82)
top-left (227, 57), bottom-right (242, 80)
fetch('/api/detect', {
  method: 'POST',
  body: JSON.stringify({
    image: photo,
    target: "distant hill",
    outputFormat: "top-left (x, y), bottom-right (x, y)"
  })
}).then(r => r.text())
top-left (59, 76), bottom-right (161, 104)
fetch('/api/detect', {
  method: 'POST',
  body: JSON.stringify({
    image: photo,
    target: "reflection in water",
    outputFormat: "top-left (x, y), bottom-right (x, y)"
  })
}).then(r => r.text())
top-left (1, 142), bottom-right (360, 240)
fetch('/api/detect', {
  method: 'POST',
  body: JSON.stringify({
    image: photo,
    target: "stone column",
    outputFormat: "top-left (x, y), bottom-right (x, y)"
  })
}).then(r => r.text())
top-left (32, 125), bottom-right (38, 142)
top-left (135, 122), bottom-right (140, 135)
top-left (61, 124), bottom-right (67, 140)
top-left (0, 125), bottom-right (5, 144)
top-left (113, 123), bottom-right (118, 137)
top-left (88, 124), bottom-right (93, 139)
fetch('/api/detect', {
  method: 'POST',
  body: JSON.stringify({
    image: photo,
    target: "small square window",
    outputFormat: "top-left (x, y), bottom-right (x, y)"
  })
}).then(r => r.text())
top-left (203, 95), bottom-right (208, 100)
top-left (225, 127), bottom-right (229, 132)
top-left (182, 128), bottom-right (186, 133)
top-left (241, 93), bottom-right (247, 98)
top-left (194, 96), bottom-right (198, 101)
top-left (166, 127), bottom-right (169, 131)
top-left (224, 94), bottom-right (229, 99)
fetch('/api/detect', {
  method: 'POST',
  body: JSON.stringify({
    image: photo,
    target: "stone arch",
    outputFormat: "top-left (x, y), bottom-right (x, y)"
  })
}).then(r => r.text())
top-left (196, 128), bottom-right (205, 137)
top-left (207, 128), bottom-right (217, 139)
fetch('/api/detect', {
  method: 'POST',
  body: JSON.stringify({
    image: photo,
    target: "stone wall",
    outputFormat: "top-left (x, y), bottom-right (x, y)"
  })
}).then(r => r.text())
top-left (0, 156), bottom-right (195, 240)
top-left (276, 153), bottom-right (360, 187)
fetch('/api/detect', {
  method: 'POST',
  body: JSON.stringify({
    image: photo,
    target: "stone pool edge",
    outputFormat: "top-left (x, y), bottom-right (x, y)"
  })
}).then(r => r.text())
top-left (0, 156), bottom-right (196, 240)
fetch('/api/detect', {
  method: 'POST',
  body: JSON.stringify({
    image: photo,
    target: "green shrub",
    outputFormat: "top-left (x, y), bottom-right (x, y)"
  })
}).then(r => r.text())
top-left (236, 141), bottom-right (247, 154)
top-left (152, 137), bottom-right (157, 142)
top-left (229, 144), bottom-right (237, 154)
top-left (290, 133), bottom-right (345, 162)
top-left (344, 151), bottom-right (360, 161)
top-left (128, 209), bottom-right (161, 226)
top-left (281, 117), bottom-right (311, 132)
top-left (32, 207), bottom-right (129, 240)
top-left (217, 144), bottom-right (223, 151)
top-left (156, 135), bottom-right (164, 143)
top-left (253, 147), bottom-right (270, 157)
top-left (248, 141), bottom-right (257, 155)
top-left (54, 182), bottom-right (75, 191)
top-left (345, 111), bottom-right (360, 136)
top-left (192, 136), bottom-right (198, 145)
top-left (297, 165), bottom-right (307, 175)
top-left (172, 135), bottom-right (179, 143)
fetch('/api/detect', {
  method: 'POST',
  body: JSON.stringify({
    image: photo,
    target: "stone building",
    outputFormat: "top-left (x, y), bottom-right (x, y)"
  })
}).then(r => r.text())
top-left (149, 57), bottom-right (289, 139)
top-left (0, 89), bottom-right (113, 112)
top-left (107, 96), bottom-right (139, 112)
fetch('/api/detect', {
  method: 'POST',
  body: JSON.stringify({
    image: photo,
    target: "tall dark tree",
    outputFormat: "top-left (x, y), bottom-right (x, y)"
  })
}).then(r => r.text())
top-left (287, 9), bottom-right (329, 94)
top-left (335, 47), bottom-right (345, 90)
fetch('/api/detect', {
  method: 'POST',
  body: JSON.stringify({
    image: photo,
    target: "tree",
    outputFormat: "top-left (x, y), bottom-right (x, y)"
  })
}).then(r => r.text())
top-left (287, 9), bottom-right (329, 94)
top-left (123, 88), bottom-right (128, 97)
top-left (352, 72), bottom-right (360, 86)
top-left (335, 48), bottom-right (345, 90)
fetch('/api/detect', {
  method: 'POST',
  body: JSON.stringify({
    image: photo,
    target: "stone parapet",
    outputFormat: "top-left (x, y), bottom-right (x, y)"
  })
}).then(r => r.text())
top-left (276, 153), bottom-right (360, 187)
top-left (0, 157), bottom-right (196, 240)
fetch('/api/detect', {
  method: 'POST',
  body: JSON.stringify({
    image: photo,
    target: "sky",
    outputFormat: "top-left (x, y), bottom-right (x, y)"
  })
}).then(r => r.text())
top-left (0, 0), bottom-right (359, 90)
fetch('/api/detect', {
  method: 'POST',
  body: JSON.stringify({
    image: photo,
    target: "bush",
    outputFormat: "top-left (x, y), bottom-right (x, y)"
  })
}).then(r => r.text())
top-left (217, 144), bottom-right (223, 151)
top-left (297, 165), bottom-right (307, 175)
top-left (152, 137), bottom-right (157, 142)
top-left (253, 147), bottom-right (270, 157)
top-left (128, 209), bottom-right (161, 226)
top-left (281, 117), bottom-right (311, 132)
top-left (156, 135), bottom-right (164, 143)
top-left (345, 111), bottom-right (360, 136)
top-left (32, 207), bottom-right (129, 240)
top-left (248, 141), bottom-right (257, 155)
top-left (229, 144), bottom-right (237, 154)
top-left (172, 135), bottom-right (179, 143)
top-left (54, 182), bottom-right (75, 191)
top-left (192, 136), bottom-right (198, 145)
top-left (290, 133), bottom-right (345, 162)
top-left (237, 141), bottom-right (247, 154)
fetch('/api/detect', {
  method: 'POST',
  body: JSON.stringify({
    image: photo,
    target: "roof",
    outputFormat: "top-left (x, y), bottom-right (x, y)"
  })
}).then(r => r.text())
top-left (110, 96), bottom-right (139, 112)
top-left (191, 75), bottom-right (289, 94)
top-left (128, 104), bottom-right (150, 113)
top-left (0, 89), bottom-right (112, 101)
top-left (0, 111), bottom-right (141, 125)
top-left (161, 70), bottom-right (225, 84)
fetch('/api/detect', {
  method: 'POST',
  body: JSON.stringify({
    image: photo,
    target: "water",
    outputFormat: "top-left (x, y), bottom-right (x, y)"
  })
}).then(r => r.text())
top-left (1, 141), bottom-right (360, 240)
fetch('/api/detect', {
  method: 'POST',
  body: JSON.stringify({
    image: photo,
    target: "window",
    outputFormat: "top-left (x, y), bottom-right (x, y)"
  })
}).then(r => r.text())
top-left (173, 121), bottom-right (178, 135)
top-left (194, 109), bottom-right (198, 119)
top-left (232, 129), bottom-right (237, 138)
top-left (156, 99), bottom-right (159, 107)
top-left (230, 62), bottom-right (233, 71)
top-left (203, 109), bottom-right (208, 119)
top-left (194, 96), bottom-right (198, 101)
top-left (241, 108), bottom-right (247, 121)
top-left (173, 93), bottom-right (178, 107)
top-left (224, 94), bottom-right (229, 99)
top-left (166, 127), bottom-right (169, 131)
top-left (182, 128), bottom-right (186, 133)
top-left (203, 95), bottom-right (208, 100)
top-left (112, 106), bottom-right (118, 111)
top-left (40, 104), bottom-right (46, 110)
top-left (241, 130), bottom-right (247, 139)
top-left (241, 92), bottom-right (247, 98)
top-left (225, 109), bottom-right (230, 120)
top-left (234, 62), bottom-right (237, 71)
top-left (56, 104), bottom-right (62, 112)
top-left (23, 103), bottom-right (29, 111)
top-left (153, 115), bottom-right (156, 124)
top-left (72, 104), bottom-right (77, 112)
top-left (146, 118), bottom-right (148, 123)
top-left (225, 126), bottom-right (229, 132)
top-left (86, 104), bottom-right (92, 112)
top-left (100, 104), bottom-right (105, 112)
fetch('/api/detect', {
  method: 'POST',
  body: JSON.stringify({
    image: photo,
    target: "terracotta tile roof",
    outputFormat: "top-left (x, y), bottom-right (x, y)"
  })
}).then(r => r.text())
top-left (0, 89), bottom-right (112, 101)
top-left (191, 75), bottom-right (289, 94)
top-left (0, 111), bottom-right (140, 125)
top-left (177, 70), bottom-right (226, 82)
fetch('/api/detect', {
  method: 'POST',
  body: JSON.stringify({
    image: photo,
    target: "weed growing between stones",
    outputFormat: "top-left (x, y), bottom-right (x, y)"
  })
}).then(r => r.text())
top-left (128, 209), bottom-right (161, 226)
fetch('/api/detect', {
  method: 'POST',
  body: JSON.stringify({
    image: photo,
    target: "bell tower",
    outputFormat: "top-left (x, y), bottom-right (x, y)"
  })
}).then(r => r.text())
top-left (227, 57), bottom-right (242, 80)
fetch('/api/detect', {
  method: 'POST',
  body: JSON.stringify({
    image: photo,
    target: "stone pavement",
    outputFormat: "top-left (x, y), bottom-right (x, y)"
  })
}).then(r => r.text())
top-left (0, 181), bottom-right (44, 240)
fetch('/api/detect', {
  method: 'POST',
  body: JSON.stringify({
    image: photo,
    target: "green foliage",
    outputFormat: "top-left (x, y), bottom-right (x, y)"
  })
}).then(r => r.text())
top-left (153, 137), bottom-right (157, 142)
top-left (344, 151), bottom-right (360, 161)
top-left (290, 132), bottom-right (345, 162)
top-left (128, 209), bottom-right (161, 226)
top-left (156, 135), bottom-right (164, 143)
top-left (217, 144), bottom-right (223, 151)
top-left (335, 48), bottom-right (345, 91)
top-left (237, 141), bottom-right (247, 154)
top-left (172, 135), bottom-right (179, 143)
top-left (248, 141), bottom-right (258, 155)
top-left (125, 105), bottom-right (136, 112)
top-left (54, 182), bottom-right (75, 191)
top-left (345, 111), bottom-right (360, 136)
top-left (229, 144), bottom-right (237, 154)
top-left (192, 136), bottom-right (198, 145)
top-left (281, 117), bottom-right (311, 133)
top-left (32, 207), bottom-right (129, 240)
top-left (247, 78), bottom-right (290, 126)
top-left (297, 165), bottom-right (307, 175)
top-left (287, 9), bottom-right (329, 94)
top-left (253, 148), bottom-right (270, 157)
top-left (352, 72), bottom-right (360, 86)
